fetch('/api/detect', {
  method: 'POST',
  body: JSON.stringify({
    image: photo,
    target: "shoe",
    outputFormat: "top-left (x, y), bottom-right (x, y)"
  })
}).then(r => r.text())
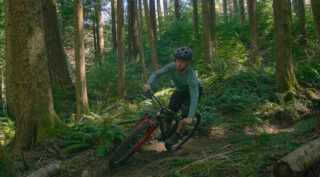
top-left (165, 132), bottom-right (179, 146)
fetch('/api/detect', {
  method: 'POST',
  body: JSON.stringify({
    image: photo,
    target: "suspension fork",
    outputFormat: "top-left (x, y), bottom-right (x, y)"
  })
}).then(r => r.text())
top-left (133, 119), bottom-right (157, 151)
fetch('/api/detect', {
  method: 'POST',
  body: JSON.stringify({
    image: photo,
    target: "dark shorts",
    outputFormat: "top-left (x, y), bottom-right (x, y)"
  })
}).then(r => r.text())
top-left (167, 87), bottom-right (203, 119)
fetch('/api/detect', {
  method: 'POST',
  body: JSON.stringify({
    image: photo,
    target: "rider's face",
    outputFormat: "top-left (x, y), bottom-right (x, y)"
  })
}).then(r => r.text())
top-left (175, 59), bottom-right (189, 72)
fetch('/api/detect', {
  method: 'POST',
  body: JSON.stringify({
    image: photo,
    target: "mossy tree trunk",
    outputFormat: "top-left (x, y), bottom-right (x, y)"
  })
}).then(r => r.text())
top-left (239, 0), bottom-right (245, 23)
top-left (74, 0), bottom-right (90, 120)
top-left (202, 0), bottom-right (213, 67)
top-left (174, 0), bottom-right (180, 21)
top-left (41, 0), bottom-right (73, 87)
top-left (193, 0), bottom-right (199, 38)
top-left (128, 0), bottom-right (139, 62)
top-left (112, 0), bottom-right (117, 52)
top-left (273, 0), bottom-right (299, 98)
top-left (223, 0), bottom-right (228, 23)
top-left (8, 0), bottom-right (60, 152)
top-left (247, 0), bottom-right (260, 66)
top-left (311, 0), bottom-right (320, 47)
top-left (209, 0), bottom-right (217, 51)
top-left (117, 0), bottom-right (126, 98)
top-left (294, 0), bottom-right (307, 46)
top-left (143, 0), bottom-right (159, 71)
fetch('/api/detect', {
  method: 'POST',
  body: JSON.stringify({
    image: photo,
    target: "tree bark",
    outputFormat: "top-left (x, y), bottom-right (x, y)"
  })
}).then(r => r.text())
top-left (273, 0), bottom-right (299, 94)
top-left (239, 0), bottom-right (245, 23)
top-left (139, 0), bottom-right (144, 30)
top-left (193, 0), bottom-right (199, 38)
top-left (293, 0), bottom-right (307, 45)
top-left (96, 0), bottom-right (104, 58)
top-left (247, 0), bottom-right (260, 66)
top-left (143, 0), bottom-right (159, 71)
top-left (4, 0), bottom-right (14, 118)
top-left (223, 0), bottom-right (228, 23)
top-left (233, 0), bottom-right (239, 20)
top-left (112, 0), bottom-right (117, 52)
top-left (311, 0), bottom-right (320, 47)
top-left (117, 0), bottom-right (126, 98)
top-left (74, 0), bottom-right (90, 120)
top-left (174, 0), bottom-right (181, 21)
top-left (202, 0), bottom-right (213, 66)
top-left (273, 137), bottom-right (320, 177)
top-left (93, 20), bottom-right (98, 59)
top-left (209, 0), bottom-right (217, 50)
top-left (150, 0), bottom-right (157, 40)
top-left (128, 0), bottom-right (139, 62)
top-left (9, 0), bottom-right (60, 152)
top-left (41, 0), bottom-right (72, 87)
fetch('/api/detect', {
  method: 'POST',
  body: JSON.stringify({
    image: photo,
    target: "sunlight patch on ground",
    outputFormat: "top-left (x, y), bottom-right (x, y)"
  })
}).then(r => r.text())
top-left (209, 126), bottom-right (228, 138)
top-left (245, 124), bottom-right (296, 135)
top-left (141, 141), bottom-right (167, 152)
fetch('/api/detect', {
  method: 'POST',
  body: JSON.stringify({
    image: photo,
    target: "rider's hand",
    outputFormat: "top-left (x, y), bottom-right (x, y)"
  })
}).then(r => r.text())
top-left (142, 84), bottom-right (151, 93)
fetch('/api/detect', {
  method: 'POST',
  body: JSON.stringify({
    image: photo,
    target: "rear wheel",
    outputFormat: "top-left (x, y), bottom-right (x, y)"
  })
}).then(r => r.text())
top-left (109, 122), bottom-right (153, 168)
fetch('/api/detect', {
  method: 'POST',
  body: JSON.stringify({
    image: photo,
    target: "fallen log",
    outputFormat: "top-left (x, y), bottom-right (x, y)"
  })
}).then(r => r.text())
top-left (26, 163), bottom-right (60, 177)
top-left (273, 137), bottom-right (320, 177)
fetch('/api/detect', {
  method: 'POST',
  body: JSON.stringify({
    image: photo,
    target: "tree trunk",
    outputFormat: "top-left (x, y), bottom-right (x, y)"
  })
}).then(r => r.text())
top-left (239, 0), bottom-right (245, 23)
top-left (247, 0), bottom-right (260, 66)
top-left (311, 0), bottom-right (320, 47)
top-left (223, 0), bottom-right (229, 23)
top-left (157, 0), bottom-right (163, 40)
top-left (139, 0), bottom-right (144, 30)
top-left (8, 0), bottom-right (60, 152)
top-left (74, 0), bottom-right (90, 120)
top-left (93, 20), bottom-right (98, 59)
top-left (193, 0), bottom-right (199, 38)
top-left (163, 0), bottom-right (168, 16)
top-left (202, 0), bottom-right (213, 66)
top-left (209, 0), bottom-right (217, 51)
top-left (136, 2), bottom-right (148, 82)
top-left (174, 0), bottom-right (181, 21)
top-left (233, 0), bottom-right (239, 20)
top-left (143, 0), bottom-right (159, 71)
top-left (112, 0), bottom-right (117, 52)
top-left (273, 0), bottom-right (299, 95)
top-left (293, 0), bottom-right (307, 45)
top-left (96, 0), bottom-right (104, 58)
top-left (4, 0), bottom-right (14, 118)
top-left (150, 0), bottom-right (157, 40)
top-left (128, 0), bottom-right (139, 62)
top-left (41, 0), bottom-right (72, 87)
top-left (117, 0), bottom-right (126, 98)
top-left (273, 137), bottom-right (320, 177)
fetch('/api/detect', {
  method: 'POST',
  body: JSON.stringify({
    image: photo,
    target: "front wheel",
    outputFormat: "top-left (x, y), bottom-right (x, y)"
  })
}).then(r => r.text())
top-left (165, 113), bottom-right (201, 151)
top-left (109, 120), bottom-right (155, 168)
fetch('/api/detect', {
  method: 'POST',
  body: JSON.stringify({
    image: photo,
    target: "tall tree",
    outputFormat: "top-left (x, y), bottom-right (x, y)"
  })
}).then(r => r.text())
top-left (128, 0), bottom-right (139, 62)
top-left (74, 0), bottom-right (90, 119)
top-left (209, 0), bottom-right (217, 50)
top-left (117, 0), bottom-right (126, 98)
top-left (138, 0), bottom-right (144, 30)
top-left (233, 0), bottom-right (239, 20)
top-left (273, 0), bottom-right (299, 97)
top-left (157, 0), bottom-right (163, 39)
top-left (247, 0), bottom-right (259, 66)
top-left (111, 0), bottom-right (117, 51)
top-left (192, 0), bottom-right (199, 38)
top-left (96, 0), bottom-right (104, 57)
top-left (293, 0), bottom-right (307, 45)
top-left (163, 0), bottom-right (168, 16)
top-left (202, 0), bottom-right (213, 66)
top-left (239, 0), bottom-right (245, 23)
top-left (8, 0), bottom-right (60, 152)
top-left (223, 0), bottom-right (228, 23)
top-left (150, 0), bottom-right (157, 40)
top-left (311, 0), bottom-right (320, 47)
top-left (41, 0), bottom-right (72, 87)
top-left (4, 0), bottom-right (14, 118)
top-left (143, 0), bottom-right (159, 71)
top-left (174, 0), bottom-right (181, 21)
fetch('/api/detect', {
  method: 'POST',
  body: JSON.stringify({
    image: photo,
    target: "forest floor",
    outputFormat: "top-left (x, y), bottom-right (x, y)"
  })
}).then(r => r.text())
top-left (53, 112), bottom-right (320, 177)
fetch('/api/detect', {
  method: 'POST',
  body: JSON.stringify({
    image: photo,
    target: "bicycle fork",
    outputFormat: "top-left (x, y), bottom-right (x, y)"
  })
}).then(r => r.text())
top-left (133, 119), bottom-right (157, 151)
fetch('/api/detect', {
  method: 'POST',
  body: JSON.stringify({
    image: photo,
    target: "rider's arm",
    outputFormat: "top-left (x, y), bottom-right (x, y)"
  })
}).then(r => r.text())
top-left (147, 62), bottom-right (175, 86)
top-left (187, 75), bottom-right (199, 118)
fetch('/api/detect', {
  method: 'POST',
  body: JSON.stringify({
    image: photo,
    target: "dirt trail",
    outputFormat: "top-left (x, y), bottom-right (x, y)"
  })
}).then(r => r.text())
top-left (103, 136), bottom-right (219, 177)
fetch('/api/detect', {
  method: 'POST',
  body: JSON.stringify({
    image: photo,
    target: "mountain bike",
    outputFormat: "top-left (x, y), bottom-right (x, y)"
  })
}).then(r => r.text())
top-left (109, 92), bottom-right (201, 168)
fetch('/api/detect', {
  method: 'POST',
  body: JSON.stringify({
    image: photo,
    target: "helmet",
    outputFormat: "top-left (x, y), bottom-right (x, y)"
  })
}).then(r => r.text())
top-left (173, 46), bottom-right (192, 61)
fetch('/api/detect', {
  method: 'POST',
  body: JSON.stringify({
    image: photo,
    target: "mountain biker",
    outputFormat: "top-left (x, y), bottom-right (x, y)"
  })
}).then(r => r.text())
top-left (142, 46), bottom-right (203, 147)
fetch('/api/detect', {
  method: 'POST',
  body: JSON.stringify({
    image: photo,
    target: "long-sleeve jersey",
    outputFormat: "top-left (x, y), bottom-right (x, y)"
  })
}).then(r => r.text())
top-left (147, 62), bottom-right (202, 118)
